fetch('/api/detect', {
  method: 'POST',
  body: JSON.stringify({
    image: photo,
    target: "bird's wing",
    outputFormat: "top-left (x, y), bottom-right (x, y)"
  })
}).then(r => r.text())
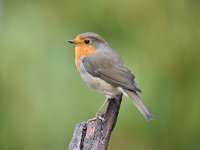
top-left (82, 53), bottom-right (142, 93)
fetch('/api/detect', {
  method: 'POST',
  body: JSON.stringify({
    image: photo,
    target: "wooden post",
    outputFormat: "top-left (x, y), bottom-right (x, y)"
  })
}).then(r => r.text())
top-left (69, 94), bottom-right (123, 150)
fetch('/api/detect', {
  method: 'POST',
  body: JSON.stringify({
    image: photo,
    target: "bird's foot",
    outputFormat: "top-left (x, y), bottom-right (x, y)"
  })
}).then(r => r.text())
top-left (96, 111), bottom-right (105, 121)
top-left (87, 112), bottom-right (105, 123)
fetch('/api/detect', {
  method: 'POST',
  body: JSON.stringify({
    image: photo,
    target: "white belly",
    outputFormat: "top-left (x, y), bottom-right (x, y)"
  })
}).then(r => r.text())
top-left (80, 61), bottom-right (121, 98)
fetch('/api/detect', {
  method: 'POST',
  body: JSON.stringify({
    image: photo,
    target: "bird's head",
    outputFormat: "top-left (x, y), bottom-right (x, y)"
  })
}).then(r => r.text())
top-left (68, 32), bottom-right (108, 52)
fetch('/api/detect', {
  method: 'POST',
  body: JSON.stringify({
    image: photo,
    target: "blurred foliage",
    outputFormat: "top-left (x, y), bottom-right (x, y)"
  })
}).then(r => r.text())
top-left (0, 0), bottom-right (200, 149)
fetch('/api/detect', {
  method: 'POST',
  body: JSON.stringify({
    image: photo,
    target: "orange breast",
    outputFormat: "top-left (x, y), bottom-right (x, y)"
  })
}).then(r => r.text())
top-left (75, 45), bottom-right (96, 71)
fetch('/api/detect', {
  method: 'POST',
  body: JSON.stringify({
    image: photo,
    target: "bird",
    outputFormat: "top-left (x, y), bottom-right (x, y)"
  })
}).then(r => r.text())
top-left (68, 32), bottom-right (153, 121)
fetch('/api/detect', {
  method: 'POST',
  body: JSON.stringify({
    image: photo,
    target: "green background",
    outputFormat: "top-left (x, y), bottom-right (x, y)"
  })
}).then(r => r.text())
top-left (0, 0), bottom-right (200, 149)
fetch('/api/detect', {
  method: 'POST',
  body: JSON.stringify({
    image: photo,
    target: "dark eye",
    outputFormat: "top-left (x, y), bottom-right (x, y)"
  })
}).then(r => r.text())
top-left (84, 39), bottom-right (90, 44)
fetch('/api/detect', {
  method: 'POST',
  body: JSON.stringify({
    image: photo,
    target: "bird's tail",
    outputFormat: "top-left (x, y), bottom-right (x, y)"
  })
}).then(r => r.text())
top-left (123, 89), bottom-right (154, 121)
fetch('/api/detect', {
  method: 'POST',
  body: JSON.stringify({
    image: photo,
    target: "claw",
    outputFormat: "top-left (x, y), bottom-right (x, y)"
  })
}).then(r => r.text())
top-left (96, 110), bottom-right (106, 121)
top-left (96, 114), bottom-right (105, 122)
top-left (87, 117), bottom-right (97, 123)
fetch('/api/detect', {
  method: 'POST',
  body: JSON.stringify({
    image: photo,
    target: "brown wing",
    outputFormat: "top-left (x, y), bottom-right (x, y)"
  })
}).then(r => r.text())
top-left (82, 53), bottom-right (142, 93)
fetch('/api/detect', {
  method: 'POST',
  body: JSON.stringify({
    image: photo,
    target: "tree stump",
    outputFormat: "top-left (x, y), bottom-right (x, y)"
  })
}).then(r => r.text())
top-left (69, 94), bottom-right (123, 150)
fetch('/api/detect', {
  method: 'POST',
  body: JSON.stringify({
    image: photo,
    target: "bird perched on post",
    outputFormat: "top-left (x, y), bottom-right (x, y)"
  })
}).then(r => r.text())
top-left (68, 32), bottom-right (153, 121)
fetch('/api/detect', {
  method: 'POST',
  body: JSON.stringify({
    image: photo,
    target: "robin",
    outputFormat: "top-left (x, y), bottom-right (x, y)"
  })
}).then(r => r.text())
top-left (68, 32), bottom-right (153, 121)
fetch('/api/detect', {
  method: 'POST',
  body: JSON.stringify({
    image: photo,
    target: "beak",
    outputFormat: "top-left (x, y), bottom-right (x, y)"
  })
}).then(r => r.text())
top-left (67, 39), bottom-right (76, 44)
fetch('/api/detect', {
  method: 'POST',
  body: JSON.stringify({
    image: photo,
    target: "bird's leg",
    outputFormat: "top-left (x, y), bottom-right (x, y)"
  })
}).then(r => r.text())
top-left (97, 98), bottom-right (109, 114)
top-left (113, 95), bottom-right (120, 102)
top-left (87, 113), bottom-right (105, 123)
top-left (87, 98), bottom-right (109, 123)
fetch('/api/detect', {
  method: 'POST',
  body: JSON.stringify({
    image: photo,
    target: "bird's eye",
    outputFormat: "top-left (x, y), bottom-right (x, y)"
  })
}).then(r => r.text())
top-left (84, 39), bottom-right (90, 44)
